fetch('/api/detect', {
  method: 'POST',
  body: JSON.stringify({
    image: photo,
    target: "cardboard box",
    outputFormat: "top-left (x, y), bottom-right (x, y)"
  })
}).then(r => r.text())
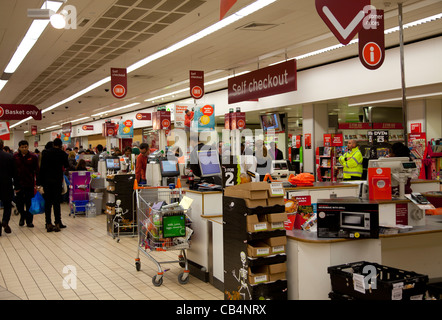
top-left (247, 214), bottom-right (268, 233)
top-left (267, 196), bottom-right (284, 206)
top-left (264, 236), bottom-right (287, 254)
top-left (225, 182), bottom-right (270, 199)
top-left (268, 263), bottom-right (287, 282)
top-left (245, 198), bottom-right (267, 208)
top-left (248, 266), bottom-right (268, 285)
top-left (267, 182), bottom-right (284, 197)
top-left (247, 242), bottom-right (271, 258)
top-left (266, 212), bottom-right (288, 230)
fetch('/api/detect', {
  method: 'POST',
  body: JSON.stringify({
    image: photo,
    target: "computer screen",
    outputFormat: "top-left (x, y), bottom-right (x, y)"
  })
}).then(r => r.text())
top-left (260, 113), bottom-right (281, 131)
top-left (368, 157), bottom-right (410, 173)
top-left (198, 149), bottom-right (222, 177)
top-left (160, 160), bottom-right (180, 177)
top-left (106, 157), bottom-right (121, 170)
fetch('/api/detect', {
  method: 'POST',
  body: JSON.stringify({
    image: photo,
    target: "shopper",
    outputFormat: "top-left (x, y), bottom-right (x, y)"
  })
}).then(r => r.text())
top-left (37, 138), bottom-right (69, 232)
top-left (75, 159), bottom-right (88, 171)
top-left (13, 140), bottom-right (39, 228)
top-left (132, 142), bottom-right (140, 156)
top-left (68, 151), bottom-right (77, 171)
top-left (135, 143), bottom-right (149, 184)
top-left (339, 139), bottom-right (363, 180)
top-left (0, 139), bottom-right (21, 236)
top-left (91, 144), bottom-right (103, 172)
top-left (268, 142), bottom-right (284, 160)
top-left (254, 140), bottom-right (272, 180)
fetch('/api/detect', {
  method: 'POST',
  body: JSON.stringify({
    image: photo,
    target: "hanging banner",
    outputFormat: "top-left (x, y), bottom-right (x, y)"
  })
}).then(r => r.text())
top-left (153, 111), bottom-right (171, 130)
top-left (193, 104), bottom-right (215, 131)
top-left (135, 113), bottom-right (152, 121)
top-left (81, 125), bottom-right (94, 131)
top-left (0, 104), bottom-right (42, 121)
top-left (117, 119), bottom-right (134, 138)
top-left (174, 105), bottom-right (189, 128)
top-left (111, 68), bottom-right (127, 99)
top-left (190, 70), bottom-right (204, 100)
top-left (62, 131), bottom-right (71, 144)
top-left (315, 0), bottom-right (370, 45)
top-left (31, 125), bottom-right (38, 136)
top-left (102, 122), bottom-right (117, 137)
top-left (359, 9), bottom-right (385, 70)
top-left (228, 59), bottom-right (297, 104)
top-left (220, 0), bottom-right (237, 20)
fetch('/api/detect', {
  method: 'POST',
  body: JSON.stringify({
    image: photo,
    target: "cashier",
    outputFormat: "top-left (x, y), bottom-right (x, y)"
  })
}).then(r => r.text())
top-left (339, 139), bottom-right (363, 180)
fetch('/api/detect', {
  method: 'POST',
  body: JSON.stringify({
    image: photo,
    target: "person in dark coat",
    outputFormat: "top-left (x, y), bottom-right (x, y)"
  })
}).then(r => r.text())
top-left (0, 139), bottom-right (21, 236)
top-left (13, 140), bottom-right (39, 228)
top-left (37, 138), bottom-right (69, 232)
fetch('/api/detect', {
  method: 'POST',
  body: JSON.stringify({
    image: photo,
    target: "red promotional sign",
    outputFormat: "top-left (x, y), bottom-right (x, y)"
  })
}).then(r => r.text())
top-left (339, 122), bottom-right (372, 129)
top-left (152, 111), bottom-right (171, 130)
top-left (324, 134), bottom-right (332, 147)
top-left (111, 68), bottom-right (127, 99)
top-left (136, 113), bottom-right (152, 121)
top-left (410, 123), bottom-right (422, 133)
top-left (316, 0), bottom-right (370, 45)
top-left (372, 123), bottom-right (403, 129)
top-left (231, 112), bottom-right (246, 130)
top-left (31, 125), bottom-right (37, 136)
top-left (0, 104), bottom-right (42, 121)
top-left (332, 133), bottom-right (344, 146)
top-left (102, 123), bottom-right (117, 137)
top-left (82, 125), bottom-right (94, 131)
top-left (228, 59), bottom-right (297, 104)
top-left (190, 70), bottom-right (204, 100)
top-left (359, 9), bottom-right (385, 70)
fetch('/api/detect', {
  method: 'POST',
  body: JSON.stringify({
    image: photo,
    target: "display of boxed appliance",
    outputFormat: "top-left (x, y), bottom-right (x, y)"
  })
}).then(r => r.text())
top-left (247, 242), bottom-right (271, 258)
top-left (317, 199), bottom-right (379, 239)
top-left (328, 261), bottom-right (429, 300)
top-left (268, 262), bottom-right (287, 282)
top-left (246, 214), bottom-right (269, 233)
top-left (267, 196), bottom-right (284, 206)
top-left (263, 236), bottom-right (287, 255)
top-left (266, 212), bottom-right (288, 230)
top-left (245, 198), bottom-right (267, 208)
top-left (225, 182), bottom-right (272, 208)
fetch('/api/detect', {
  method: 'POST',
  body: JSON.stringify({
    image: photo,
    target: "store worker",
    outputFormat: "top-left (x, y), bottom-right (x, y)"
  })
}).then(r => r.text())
top-left (339, 139), bottom-right (363, 180)
top-left (13, 140), bottom-right (39, 228)
top-left (135, 143), bottom-right (149, 185)
top-left (0, 139), bottom-right (21, 236)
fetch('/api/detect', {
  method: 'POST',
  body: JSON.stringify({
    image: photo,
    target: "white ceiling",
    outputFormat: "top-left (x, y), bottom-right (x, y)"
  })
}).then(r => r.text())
top-left (0, 0), bottom-right (441, 132)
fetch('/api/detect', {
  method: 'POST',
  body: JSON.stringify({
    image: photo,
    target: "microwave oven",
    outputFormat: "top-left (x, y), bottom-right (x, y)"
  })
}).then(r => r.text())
top-left (340, 211), bottom-right (371, 231)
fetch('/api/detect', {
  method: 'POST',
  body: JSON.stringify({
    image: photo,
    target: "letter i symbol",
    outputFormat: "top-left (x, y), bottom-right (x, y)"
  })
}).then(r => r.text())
top-left (370, 46), bottom-right (375, 63)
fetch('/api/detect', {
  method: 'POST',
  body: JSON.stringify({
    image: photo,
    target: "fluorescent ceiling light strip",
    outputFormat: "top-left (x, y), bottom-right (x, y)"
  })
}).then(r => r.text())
top-left (62, 117), bottom-right (90, 125)
top-left (0, 80), bottom-right (8, 91)
top-left (348, 91), bottom-right (442, 107)
top-left (91, 102), bottom-right (140, 117)
top-left (4, 1), bottom-right (63, 74)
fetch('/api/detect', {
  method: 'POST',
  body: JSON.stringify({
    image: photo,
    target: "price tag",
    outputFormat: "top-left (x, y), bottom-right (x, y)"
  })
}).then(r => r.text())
top-left (270, 182), bottom-right (284, 196)
top-left (353, 274), bottom-right (366, 294)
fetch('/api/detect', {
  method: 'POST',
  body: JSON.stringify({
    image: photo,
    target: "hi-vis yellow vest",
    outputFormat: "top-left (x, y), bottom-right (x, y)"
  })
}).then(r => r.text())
top-left (339, 147), bottom-right (363, 179)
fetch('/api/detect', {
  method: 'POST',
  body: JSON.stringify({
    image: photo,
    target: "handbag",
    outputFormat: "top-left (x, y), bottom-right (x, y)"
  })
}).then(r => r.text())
top-left (30, 191), bottom-right (45, 215)
top-left (61, 175), bottom-right (68, 195)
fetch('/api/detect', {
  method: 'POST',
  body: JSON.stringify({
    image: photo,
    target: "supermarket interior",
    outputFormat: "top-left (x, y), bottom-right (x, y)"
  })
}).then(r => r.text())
top-left (0, 0), bottom-right (442, 304)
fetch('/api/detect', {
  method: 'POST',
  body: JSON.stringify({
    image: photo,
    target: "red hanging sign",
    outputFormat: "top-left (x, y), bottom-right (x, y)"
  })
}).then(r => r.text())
top-left (359, 9), bottom-right (385, 70)
top-left (0, 104), bottom-right (42, 121)
top-left (111, 68), bottom-right (127, 99)
top-left (190, 70), bottom-right (204, 100)
top-left (220, 0), bottom-right (237, 20)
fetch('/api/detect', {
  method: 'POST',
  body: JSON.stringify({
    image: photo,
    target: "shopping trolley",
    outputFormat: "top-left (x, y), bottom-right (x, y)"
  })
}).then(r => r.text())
top-left (134, 182), bottom-right (192, 287)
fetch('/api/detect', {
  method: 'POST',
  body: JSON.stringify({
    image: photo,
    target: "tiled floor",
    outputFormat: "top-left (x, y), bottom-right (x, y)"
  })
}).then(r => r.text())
top-left (0, 205), bottom-right (223, 300)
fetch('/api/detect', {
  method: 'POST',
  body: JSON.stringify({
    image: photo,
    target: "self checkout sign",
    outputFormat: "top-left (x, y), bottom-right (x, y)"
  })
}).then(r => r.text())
top-left (190, 70), bottom-right (204, 99)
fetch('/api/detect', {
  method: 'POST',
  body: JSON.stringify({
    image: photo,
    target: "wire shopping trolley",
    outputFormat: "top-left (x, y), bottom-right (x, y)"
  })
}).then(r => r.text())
top-left (134, 181), bottom-right (193, 287)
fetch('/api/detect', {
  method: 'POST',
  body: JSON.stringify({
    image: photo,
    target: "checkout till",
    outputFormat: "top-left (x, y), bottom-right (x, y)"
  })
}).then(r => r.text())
top-left (316, 156), bottom-right (433, 240)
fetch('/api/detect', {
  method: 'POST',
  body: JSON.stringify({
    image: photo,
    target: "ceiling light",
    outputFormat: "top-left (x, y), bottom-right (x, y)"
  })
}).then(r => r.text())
top-left (50, 11), bottom-right (67, 29)
top-left (62, 117), bottom-right (90, 125)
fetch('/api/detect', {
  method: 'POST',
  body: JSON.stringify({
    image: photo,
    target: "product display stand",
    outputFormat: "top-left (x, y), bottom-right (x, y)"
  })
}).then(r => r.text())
top-left (223, 195), bottom-right (288, 300)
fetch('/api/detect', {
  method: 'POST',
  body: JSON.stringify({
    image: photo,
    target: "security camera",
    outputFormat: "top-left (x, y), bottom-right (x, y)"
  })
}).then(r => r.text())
top-left (65, 106), bottom-right (69, 109)
top-left (78, 101), bottom-right (82, 103)
top-left (105, 89), bottom-right (109, 92)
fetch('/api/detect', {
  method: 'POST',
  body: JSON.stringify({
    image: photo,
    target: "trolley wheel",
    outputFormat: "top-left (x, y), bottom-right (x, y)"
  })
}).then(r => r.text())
top-left (135, 261), bottom-right (141, 271)
top-left (178, 272), bottom-right (189, 285)
top-left (152, 275), bottom-right (163, 287)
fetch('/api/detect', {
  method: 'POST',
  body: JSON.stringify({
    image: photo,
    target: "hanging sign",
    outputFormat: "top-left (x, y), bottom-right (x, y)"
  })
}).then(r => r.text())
top-left (31, 125), bottom-right (38, 136)
top-left (359, 9), bottom-right (385, 70)
top-left (0, 122), bottom-right (10, 140)
top-left (82, 125), bottom-right (94, 131)
top-left (193, 104), bottom-right (215, 131)
top-left (0, 104), bottom-right (42, 121)
top-left (190, 70), bottom-right (204, 99)
top-left (220, 0), bottom-right (237, 20)
top-left (153, 111), bottom-right (171, 130)
top-left (117, 119), bottom-right (134, 138)
top-left (111, 68), bottom-right (127, 99)
top-left (228, 59), bottom-right (297, 104)
top-left (315, 0), bottom-right (370, 45)
top-left (135, 113), bottom-right (152, 121)
top-left (174, 105), bottom-right (188, 128)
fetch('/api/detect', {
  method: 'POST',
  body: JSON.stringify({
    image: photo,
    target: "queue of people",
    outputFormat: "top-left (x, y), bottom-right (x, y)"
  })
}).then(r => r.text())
top-left (0, 138), bottom-right (141, 236)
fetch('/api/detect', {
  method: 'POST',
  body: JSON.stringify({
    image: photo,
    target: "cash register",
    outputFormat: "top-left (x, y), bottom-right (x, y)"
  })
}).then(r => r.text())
top-left (191, 149), bottom-right (223, 191)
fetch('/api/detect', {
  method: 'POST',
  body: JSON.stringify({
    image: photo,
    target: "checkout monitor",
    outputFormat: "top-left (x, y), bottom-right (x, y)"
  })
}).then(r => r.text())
top-left (160, 160), bottom-right (180, 177)
top-left (106, 156), bottom-right (121, 171)
top-left (198, 149), bottom-right (222, 177)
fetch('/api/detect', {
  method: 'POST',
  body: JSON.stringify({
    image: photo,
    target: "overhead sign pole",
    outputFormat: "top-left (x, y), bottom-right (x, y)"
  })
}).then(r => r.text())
top-left (398, 3), bottom-right (408, 138)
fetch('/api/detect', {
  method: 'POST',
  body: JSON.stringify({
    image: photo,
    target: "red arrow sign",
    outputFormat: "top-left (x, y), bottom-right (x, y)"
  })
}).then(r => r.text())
top-left (316, 0), bottom-right (370, 45)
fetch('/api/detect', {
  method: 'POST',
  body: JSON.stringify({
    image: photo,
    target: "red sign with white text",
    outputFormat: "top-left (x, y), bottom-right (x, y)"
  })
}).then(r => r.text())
top-left (0, 104), bottom-right (42, 121)
top-left (410, 123), bottom-right (422, 133)
top-left (190, 70), bottom-right (204, 100)
top-left (111, 68), bottom-right (127, 99)
top-left (316, 0), bottom-right (370, 45)
top-left (228, 59), bottom-right (297, 104)
top-left (359, 9), bottom-right (385, 70)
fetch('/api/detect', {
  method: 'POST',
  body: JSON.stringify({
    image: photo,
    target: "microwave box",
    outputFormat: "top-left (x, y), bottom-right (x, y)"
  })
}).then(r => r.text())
top-left (248, 266), bottom-right (269, 285)
top-left (317, 200), bottom-right (379, 239)
top-left (224, 182), bottom-right (269, 199)
top-left (268, 263), bottom-right (287, 282)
